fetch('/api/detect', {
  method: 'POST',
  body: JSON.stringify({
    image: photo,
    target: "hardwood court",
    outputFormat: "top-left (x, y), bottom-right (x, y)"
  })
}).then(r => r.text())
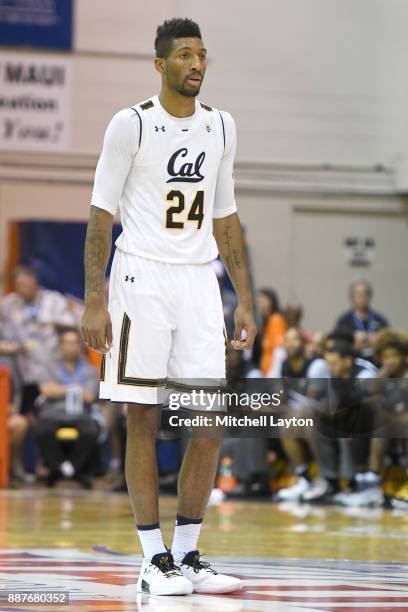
top-left (1, 489), bottom-right (408, 611)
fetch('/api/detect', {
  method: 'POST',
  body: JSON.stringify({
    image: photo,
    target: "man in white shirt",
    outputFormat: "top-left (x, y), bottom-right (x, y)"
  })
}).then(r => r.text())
top-left (1, 265), bottom-right (76, 401)
top-left (81, 18), bottom-right (256, 596)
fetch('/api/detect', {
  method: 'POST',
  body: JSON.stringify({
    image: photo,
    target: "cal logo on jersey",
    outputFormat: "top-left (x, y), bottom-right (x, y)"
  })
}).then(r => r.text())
top-left (167, 148), bottom-right (205, 183)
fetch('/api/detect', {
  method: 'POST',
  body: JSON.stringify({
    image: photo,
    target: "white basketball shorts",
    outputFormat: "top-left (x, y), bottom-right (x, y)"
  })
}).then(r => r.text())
top-left (99, 249), bottom-right (227, 404)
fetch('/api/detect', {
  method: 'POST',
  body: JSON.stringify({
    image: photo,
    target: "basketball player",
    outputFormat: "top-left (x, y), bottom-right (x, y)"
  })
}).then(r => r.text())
top-left (81, 18), bottom-right (256, 596)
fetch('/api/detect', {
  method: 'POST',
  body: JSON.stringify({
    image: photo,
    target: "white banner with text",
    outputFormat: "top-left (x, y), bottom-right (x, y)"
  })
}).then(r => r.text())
top-left (0, 52), bottom-right (71, 152)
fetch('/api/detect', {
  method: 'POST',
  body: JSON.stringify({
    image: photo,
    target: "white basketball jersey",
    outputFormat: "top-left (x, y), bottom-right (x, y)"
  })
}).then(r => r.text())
top-left (91, 95), bottom-right (237, 264)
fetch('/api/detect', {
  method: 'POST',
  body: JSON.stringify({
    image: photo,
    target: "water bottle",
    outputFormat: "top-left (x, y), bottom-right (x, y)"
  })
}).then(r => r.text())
top-left (217, 456), bottom-right (237, 492)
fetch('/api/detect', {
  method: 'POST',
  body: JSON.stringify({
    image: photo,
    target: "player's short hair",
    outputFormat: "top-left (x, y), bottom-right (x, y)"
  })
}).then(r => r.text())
top-left (374, 329), bottom-right (408, 362)
top-left (155, 18), bottom-right (202, 58)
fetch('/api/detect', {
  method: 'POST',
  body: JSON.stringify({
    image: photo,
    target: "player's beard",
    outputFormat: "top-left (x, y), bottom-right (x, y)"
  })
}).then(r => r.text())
top-left (174, 82), bottom-right (201, 97)
top-left (165, 64), bottom-right (203, 97)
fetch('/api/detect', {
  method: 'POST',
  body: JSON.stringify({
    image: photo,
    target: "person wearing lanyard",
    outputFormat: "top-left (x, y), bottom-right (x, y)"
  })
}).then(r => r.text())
top-left (34, 328), bottom-right (100, 488)
top-left (0, 265), bottom-right (77, 415)
top-left (61, 360), bottom-right (85, 415)
top-left (334, 280), bottom-right (389, 362)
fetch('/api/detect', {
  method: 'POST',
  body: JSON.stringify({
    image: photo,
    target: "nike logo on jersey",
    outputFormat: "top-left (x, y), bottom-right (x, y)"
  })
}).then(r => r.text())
top-left (167, 148), bottom-right (205, 183)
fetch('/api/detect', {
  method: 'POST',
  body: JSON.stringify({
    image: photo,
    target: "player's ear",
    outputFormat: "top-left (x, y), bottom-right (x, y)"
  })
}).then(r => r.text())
top-left (154, 58), bottom-right (165, 76)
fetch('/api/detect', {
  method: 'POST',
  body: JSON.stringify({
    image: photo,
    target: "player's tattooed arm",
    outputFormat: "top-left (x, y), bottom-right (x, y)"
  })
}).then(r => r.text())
top-left (84, 205), bottom-right (113, 302)
top-left (213, 213), bottom-right (257, 350)
top-left (81, 205), bottom-right (113, 353)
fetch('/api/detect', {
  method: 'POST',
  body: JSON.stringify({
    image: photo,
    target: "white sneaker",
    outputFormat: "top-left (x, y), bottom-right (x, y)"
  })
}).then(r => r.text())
top-left (276, 476), bottom-right (311, 501)
top-left (178, 550), bottom-right (242, 594)
top-left (136, 552), bottom-right (193, 596)
top-left (331, 490), bottom-right (349, 505)
top-left (338, 486), bottom-right (384, 507)
top-left (302, 478), bottom-right (339, 502)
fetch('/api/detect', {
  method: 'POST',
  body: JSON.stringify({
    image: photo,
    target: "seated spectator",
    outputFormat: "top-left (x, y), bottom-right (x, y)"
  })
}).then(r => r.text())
top-left (268, 301), bottom-right (315, 377)
top-left (1, 313), bottom-right (28, 484)
top-left (220, 346), bottom-right (269, 498)
top-left (344, 329), bottom-right (408, 508)
top-left (274, 328), bottom-right (329, 502)
top-left (334, 280), bottom-right (388, 362)
top-left (0, 265), bottom-right (76, 414)
top-left (256, 288), bottom-right (287, 375)
top-left (34, 328), bottom-right (101, 489)
top-left (305, 335), bottom-right (377, 504)
top-left (280, 328), bottom-right (325, 379)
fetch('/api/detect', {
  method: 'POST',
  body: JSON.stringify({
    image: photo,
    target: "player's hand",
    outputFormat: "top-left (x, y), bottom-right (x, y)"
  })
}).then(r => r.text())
top-left (231, 302), bottom-right (257, 350)
top-left (81, 303), bottom-right (112, 353)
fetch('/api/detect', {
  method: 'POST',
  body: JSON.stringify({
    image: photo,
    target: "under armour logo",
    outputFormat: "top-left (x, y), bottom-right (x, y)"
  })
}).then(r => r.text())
top-left (125, 275), bottom-right (135, 282)
top-left (155, 125), bottom-right (166, 132)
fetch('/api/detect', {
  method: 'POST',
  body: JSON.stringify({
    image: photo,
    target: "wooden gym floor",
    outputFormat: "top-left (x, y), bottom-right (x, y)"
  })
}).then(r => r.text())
top-left (0, 489), bottom-right (407, 611)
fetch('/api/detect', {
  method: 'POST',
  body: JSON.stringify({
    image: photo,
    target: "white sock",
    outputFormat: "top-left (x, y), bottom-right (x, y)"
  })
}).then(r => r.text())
top-left (137, 524), bottom-right (167, 561)
top-left (171, 518), bottom-right (203, 563)
top-left (60, 461), bottom-right (74, 478)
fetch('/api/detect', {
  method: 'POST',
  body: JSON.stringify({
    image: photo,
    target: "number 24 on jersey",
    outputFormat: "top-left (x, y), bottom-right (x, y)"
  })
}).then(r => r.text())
top-left (165, 190), bottom-right (204, 230)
